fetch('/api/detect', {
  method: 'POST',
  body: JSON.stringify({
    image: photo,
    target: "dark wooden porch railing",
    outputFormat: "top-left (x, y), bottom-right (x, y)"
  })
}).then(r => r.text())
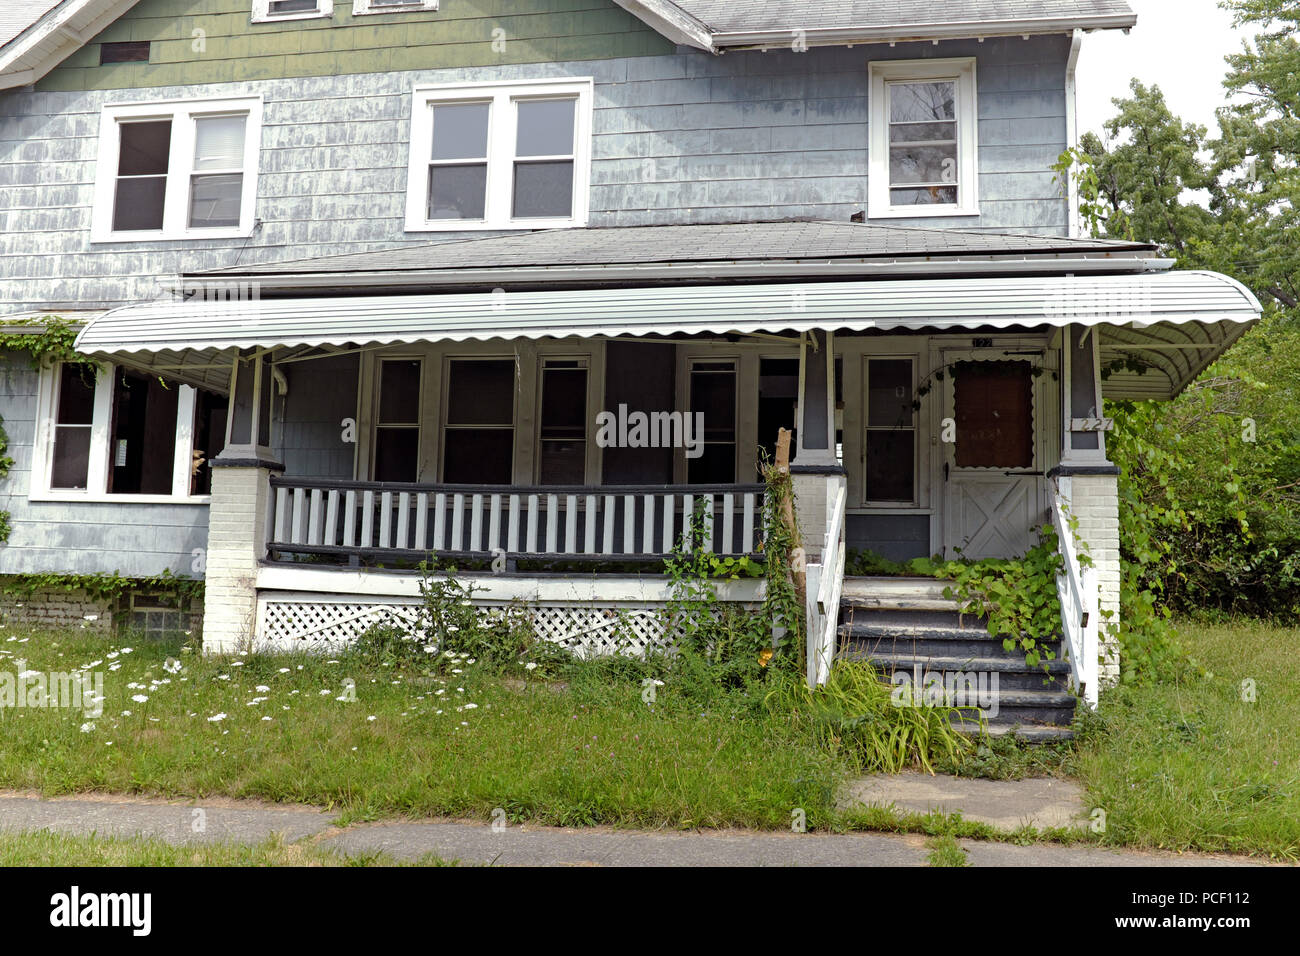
top-left (267, 477), bottom-right (766, 563)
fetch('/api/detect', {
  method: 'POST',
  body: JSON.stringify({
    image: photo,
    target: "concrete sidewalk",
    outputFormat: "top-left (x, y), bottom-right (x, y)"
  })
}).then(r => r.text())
top-left (0, 790), bottom-right (1266, 867)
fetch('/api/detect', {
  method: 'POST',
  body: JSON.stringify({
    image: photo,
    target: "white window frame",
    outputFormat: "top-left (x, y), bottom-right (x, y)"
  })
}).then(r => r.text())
top-left (251, 0), bottom-right (333, 24)
top-left (405, 78), bottom-right (594, 233)
top-left (868, 57), bottom-right (979, 219)
top-left (353, 0), bottom-right (437, 14)
top-left (91, 95), bottom-right (263, 243)
top-left (29, 363), bottom-right (212, 504)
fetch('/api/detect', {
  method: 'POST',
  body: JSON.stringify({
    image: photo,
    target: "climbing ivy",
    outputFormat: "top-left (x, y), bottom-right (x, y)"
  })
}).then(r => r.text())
top-left (0, 570), bottom-right (204, 607)
top-left (0, 315), bottom-right (87, 369)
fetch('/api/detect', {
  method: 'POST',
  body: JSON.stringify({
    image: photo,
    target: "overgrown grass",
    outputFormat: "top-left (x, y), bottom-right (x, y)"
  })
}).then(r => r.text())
top-left (0, 830), bottom-right (454, 866)
top-left (1074, 618), bottom-right (1300, 860)
top-left (0, 630), bottom-right (842, 830)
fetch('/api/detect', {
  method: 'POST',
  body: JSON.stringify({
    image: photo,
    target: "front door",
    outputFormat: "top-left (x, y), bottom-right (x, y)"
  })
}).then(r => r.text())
top-left (940, 350), bottom-right (1048, 559)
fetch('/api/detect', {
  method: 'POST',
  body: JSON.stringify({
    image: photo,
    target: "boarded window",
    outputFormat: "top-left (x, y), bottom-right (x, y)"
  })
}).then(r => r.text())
top-left (953, 361), bottom-right (1034, 469)
top-left (538, 360), bottom-right (587, 485)
top-left (864, 358), bottom-right (916, 503)
top-left (374, 359), bottom-right (421, 482)
top-left (100, 41), bottom-right (150, 65)
top-left (51, 365), bottom-right (96, 490)
top-left (442, 359), bottom-right (514, 484)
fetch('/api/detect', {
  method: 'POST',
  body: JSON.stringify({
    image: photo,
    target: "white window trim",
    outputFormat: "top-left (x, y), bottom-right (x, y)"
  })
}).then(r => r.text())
top-left (29, 363), bottom-right (211, 505)
top-left (353, 0), bottom-right (437, 14)
top-left (405, 78), bottom-right (594, 233)
top-left (91, 95), bottom-right (262, 244)
top-left (868, 57), bottom-right (979, 219)
top-left (252, 0), bottom-right (333, 24)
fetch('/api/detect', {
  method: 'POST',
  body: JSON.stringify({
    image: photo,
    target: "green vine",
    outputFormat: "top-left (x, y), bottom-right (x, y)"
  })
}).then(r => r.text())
top-left (0, 316), bottom-right (87, 369)
top-left (0, 570), bottom-right (204, 607)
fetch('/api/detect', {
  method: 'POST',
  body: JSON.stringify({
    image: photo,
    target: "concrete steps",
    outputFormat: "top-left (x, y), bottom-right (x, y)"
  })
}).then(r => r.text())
top-left (836, 576), bottom-right (1077, 741)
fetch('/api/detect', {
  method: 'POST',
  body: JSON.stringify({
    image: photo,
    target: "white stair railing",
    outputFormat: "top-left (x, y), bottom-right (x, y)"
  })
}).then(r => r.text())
top-left (805, 475), bottom-right (847, 687)
top-left (1051, 477), bottom-right (1100, 707)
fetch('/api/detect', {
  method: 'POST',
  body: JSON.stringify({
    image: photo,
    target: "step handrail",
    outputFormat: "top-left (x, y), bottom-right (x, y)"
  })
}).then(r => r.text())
top-left (1051, 478), bottom-right (1100, 708)
top-left (806, 477), bottom-right (847, 687)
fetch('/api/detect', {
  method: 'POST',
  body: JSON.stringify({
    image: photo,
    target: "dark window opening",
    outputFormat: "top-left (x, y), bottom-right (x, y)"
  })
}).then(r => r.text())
top-left (758, 358), bottom-right (798, 466)
top-left (113, 119), bottom-right (171, 232)
top-left (688, 360), bottom-right (736, 484)
top-left (865, 358), bottom-right (916, 503)
top-left (443, 359), bottom-right (514, 484)
top-left (190, 389), bottom-right (228, 496)
top-left (51, 364), bottom-right (95, 490)
top-left (108, 370), bottom-right (179, 495)
top-left (953, 360), bottom-right (1034, 469)
top-left (268, 0), bottom-right (320, 14)
top-left (100, 41), bottom-right (151, 65)
top-left (374, 359), bottom-right (421, 483)
top-left (539, 361), bottom-right (587, 485)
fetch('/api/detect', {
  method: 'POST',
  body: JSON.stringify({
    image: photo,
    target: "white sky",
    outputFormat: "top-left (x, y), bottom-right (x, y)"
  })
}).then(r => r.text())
top-left (1075, 0), bottom-right (1256, 142)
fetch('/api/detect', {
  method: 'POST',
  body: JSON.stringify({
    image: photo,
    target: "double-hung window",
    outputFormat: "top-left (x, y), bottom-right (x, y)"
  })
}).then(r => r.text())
top-left (33, 362), bottom-right (228, 502)
top-left (868, 58), bottom-right (978, 218)
top-left (688, 360), bottom-right (738, 484)
top-left (373, 359), bottom-right (423, 482)
top-left (405, 79), bottom-right (593, 231)
top-left (252, 0), bottom-right (333, 22)
top-left (92, 96), bottom-right (262, 242)
top-left (863, 358), bottom-right (918, 505)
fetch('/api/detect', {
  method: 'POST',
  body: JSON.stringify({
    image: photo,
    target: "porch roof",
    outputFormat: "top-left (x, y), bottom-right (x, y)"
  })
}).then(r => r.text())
top-left (75, 270), bottom-right (1260, 400)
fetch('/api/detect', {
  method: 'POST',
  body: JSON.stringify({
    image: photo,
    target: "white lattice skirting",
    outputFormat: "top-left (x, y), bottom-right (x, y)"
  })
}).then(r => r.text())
top-left (255, 591), bottom-right (679, 657)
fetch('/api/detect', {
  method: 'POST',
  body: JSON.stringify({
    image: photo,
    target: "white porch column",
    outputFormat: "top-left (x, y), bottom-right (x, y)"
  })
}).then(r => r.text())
top-left (1054, 324), bottom-right (1120, 686)
top-left (791, 329), bottom-right (843, 561)
top-left (203, 349), bottom-right (282, 654)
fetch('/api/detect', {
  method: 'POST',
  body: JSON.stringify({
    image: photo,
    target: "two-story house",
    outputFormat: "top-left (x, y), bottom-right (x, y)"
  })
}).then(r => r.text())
top-left (0, 1), bottom-right (1261, 726)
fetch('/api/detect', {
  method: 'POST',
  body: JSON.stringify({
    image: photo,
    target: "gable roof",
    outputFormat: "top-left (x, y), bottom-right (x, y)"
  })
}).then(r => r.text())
top-left (614, 0), bottom-right (1137, 50)
top-left (0, 0), bottom-right (141, 90)
top-left (193, 220), bottom-right (1161, 294)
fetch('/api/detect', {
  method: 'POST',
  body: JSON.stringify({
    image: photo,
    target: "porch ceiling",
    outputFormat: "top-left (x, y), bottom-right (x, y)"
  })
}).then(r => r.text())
top-left (75, 271), bottom-right (1260, 399)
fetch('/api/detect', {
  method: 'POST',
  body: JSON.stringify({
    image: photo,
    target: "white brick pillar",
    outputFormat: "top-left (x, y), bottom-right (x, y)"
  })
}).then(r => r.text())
top-left (202, 349), bottom-right (281, 654)
top-left (203, 461), bottom-right (279, 653)
top-left (1055, 324), bottom-right (1121, 686)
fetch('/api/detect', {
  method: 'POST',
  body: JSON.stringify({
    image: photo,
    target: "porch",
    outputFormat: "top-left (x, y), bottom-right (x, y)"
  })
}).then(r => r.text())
top-left (68, 221), bottom-right (1264, 703)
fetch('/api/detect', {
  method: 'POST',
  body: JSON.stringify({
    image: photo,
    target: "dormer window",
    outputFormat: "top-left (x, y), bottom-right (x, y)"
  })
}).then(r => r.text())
top-left (868, 58), bottom-right (979, 218)
top-left (251, 0), bottom-right (333, 22)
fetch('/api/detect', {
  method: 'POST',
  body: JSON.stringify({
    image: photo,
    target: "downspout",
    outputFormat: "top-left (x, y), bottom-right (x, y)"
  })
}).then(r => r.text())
top-left (1065, 29), bottom-right (1083, 238)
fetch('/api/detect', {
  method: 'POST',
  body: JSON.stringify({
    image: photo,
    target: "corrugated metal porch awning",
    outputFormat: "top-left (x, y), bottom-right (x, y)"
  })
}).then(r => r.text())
top-left (75, 271), bottom-right (1261, 399)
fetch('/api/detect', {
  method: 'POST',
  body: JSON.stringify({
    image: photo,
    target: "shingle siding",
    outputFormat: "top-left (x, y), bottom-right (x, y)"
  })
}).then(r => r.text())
top-left (1, 35), bottom-right (1071, 313)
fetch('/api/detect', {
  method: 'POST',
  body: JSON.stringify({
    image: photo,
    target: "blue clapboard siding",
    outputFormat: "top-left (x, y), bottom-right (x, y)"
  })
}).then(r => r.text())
top-left (0, 35), bottom-right (1070, 313)
top-left (0, 351), bottom-right (209, 577)
top-left (846, 514), bottom-right (933, 563)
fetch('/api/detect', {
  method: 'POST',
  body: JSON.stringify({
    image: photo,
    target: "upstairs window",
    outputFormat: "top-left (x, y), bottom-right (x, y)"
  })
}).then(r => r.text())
top-left (406, 79), bottom-right (593, 232)
top-left (252, 0), bottom-right (333, 22)
top-left (868, 58), bottom-right (979, 218)
top-left (92, 97), bottom-right (262, 242)
top-left (353, 0), bottom-right (438, 13)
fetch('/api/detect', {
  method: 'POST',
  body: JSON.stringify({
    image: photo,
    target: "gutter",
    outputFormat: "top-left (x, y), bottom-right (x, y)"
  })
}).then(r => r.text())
top-left (175, 255), bottom-right (1174, 295)
top-left (711, 14), bottom-right (1137, 50)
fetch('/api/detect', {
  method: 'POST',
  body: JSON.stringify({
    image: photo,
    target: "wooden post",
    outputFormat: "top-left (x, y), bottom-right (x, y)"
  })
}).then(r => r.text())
top-left (775, 428), bottom-right (805, 595)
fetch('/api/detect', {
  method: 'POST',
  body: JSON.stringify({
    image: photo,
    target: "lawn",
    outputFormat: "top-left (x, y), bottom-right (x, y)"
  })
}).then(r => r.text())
top-left (0, 629), bottom-right (842, 831)
top-left (2, 619), bottom-right (1296, 860)
top-left (1074, 618), bottom-right (1300, 860)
